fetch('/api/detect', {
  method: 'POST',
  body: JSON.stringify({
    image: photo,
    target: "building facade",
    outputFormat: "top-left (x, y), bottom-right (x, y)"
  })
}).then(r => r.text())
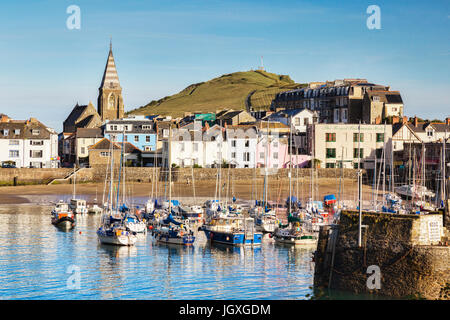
top-left (0, 115), bottom-right (58, 168)
top-left (308, 123), bottom-right (393, 169)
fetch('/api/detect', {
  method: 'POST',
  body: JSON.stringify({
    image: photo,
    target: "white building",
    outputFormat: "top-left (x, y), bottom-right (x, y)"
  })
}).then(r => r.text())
top-left (265, 108), bottom-right (317, 133)
top-left (0, 115), bottom-right (59, 168)
top-left (225, 125), bottom-right (258, 168)
top-left (308, 123), bottom-right (393, 169)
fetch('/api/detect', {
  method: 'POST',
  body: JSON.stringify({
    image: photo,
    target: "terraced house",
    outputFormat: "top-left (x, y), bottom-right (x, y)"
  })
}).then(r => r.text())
top-left (271, 79), bottom-right (402, 124)
top-left (104, 115), bottom-right (157, 152)
top-left (0, 115), bottom-right (58, 168)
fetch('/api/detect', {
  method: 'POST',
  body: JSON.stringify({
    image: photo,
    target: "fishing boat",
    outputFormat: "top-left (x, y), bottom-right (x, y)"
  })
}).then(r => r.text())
top-left (179, 205), bottom-right (204, 225)
top-left (51, 200), bottom-right (76, 230)
top-left (201, 216), bottom-right (262, 246)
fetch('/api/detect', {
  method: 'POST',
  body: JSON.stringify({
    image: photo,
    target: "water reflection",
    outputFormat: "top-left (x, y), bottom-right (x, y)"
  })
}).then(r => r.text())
top-left (0, 204), bottom-right (317, 299)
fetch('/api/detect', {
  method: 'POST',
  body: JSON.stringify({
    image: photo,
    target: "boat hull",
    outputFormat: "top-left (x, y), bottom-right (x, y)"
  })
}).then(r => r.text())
top-left (51, 217), bottom-right (75, 230)
top-left (97, 230), bottom-right (137, 246)
top-left (273, 235), bottom-right (317, 246)
top-left (203, 229), bottom-right (262, 246)
top-left (154, 233), bottom-right (195, 246)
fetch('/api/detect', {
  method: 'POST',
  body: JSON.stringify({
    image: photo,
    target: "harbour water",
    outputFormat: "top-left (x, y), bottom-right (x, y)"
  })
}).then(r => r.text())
top-left (0, 204), bottom-right (316, 300)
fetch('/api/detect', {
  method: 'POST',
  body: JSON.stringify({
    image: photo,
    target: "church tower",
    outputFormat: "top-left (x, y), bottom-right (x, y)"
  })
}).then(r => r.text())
top-left (98, 41), bottom-right (124, 122)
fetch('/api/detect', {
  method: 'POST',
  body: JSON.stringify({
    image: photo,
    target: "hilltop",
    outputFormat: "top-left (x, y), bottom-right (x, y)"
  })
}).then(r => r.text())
top-left (128, 70), bottom-right (306, 117)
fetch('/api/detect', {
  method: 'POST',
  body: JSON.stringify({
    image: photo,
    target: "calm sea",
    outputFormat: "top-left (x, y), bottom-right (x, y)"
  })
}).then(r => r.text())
top-left (0, 204), bottom-right (317, 300)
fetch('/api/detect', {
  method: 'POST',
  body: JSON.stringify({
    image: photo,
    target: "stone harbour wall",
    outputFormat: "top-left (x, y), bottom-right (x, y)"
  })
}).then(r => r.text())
top-left (314, 211), bottom-right (450, 300)
top-left (0, 167), bottom-right (362, 185)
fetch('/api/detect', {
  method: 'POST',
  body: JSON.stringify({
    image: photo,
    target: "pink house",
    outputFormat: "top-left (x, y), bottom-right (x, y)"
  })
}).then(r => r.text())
top-left (255, 136), bottom-right (310, 168)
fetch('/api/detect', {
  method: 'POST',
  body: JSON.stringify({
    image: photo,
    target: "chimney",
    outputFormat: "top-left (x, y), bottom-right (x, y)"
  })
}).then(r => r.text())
top-left (446, 117), bottom-right (450, 126)
top-left (392, 116), bottom-right (399, 124)
top-left (0, 114), bottom-right (9, 123)
top-left (402, 116), bottom-right (408, 124)
top-left (413, 116), bottom-right (418, 127)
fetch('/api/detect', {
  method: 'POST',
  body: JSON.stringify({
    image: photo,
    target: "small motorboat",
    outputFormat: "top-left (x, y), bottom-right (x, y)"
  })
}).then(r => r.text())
top-left (51, 200), bottom-right (76, 230)
top-left (88, 204), bottom-right (103, 214)
top-left (70, 198), bottom-right (88, 215)
top-left (273, 222), bottom-right (318, 246)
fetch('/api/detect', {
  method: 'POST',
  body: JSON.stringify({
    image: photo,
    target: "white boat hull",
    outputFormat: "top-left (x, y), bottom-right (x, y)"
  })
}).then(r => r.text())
top-left (98, 233), bottom-right (137, 246)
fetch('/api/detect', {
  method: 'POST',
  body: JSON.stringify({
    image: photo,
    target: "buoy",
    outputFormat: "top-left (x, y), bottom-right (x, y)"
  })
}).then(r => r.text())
top-left (79, 231), bottom-right (82, 234)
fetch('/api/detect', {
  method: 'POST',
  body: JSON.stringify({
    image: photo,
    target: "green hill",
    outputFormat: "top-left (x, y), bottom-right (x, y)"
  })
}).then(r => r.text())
top-left (128, 70), bottom-right (306, 117)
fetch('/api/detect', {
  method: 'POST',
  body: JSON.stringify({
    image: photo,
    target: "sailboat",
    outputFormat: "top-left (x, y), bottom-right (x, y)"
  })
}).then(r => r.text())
top-left (251, 121), bottom-right (277, 233)
top-left (152, 125), bottom-right (196, 245)
top-left (273, 120), bottom-right (318, 246)
top-left (97, 135), bottom-right (137, 246)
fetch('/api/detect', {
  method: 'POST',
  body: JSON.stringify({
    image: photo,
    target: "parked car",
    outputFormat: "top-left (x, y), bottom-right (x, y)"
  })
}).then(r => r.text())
top-left (1, 163), bottom-right (16, 168)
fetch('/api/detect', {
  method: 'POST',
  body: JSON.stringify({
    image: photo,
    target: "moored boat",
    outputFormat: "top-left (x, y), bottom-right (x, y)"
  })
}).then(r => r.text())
top-left (51, 200), bottom-right (76, 230)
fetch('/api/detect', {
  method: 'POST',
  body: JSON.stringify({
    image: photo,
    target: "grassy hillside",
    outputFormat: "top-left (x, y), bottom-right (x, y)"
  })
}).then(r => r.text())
top-left (128, 70), bottom-right (306, 117)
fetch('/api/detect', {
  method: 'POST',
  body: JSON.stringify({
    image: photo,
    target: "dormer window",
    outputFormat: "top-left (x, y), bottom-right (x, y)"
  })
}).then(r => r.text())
top-left (14, 129), bottom-right (20, 135)
top-left (3, 129), bottom-right (9, 136)
top-left (427, 130), bottom-right (433, 137)
top-left (32, 129), bottom-right (40, 135)
top-left (373, 96), bottom-right (380, 102)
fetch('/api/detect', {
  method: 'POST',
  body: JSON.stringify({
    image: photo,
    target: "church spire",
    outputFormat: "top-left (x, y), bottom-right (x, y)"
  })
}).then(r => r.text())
top-left (99, 40), bottom-right (121, 90)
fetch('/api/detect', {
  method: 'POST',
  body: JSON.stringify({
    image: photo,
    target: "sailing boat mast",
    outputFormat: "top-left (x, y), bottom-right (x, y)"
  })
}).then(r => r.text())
top-left (288, 116), bottom-right (293, 214)
top-left (168, 125), bottom-right (172, 213)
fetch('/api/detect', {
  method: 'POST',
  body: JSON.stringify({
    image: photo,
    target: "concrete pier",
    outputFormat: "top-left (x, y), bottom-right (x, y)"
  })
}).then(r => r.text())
top-left (314, 210), bottom-right (450, 299)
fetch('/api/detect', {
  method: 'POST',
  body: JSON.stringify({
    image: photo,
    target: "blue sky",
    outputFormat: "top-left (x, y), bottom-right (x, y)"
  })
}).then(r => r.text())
top-left (0, 0), bottom-right (449, 132)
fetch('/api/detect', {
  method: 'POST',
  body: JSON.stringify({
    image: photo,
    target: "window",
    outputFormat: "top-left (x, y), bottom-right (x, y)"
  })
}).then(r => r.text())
top-left (260, 152), bottom-right (265, 159)
top-left (81, 147), bottom-right (85, 154)
top-left (243, 152), bottom-right (250, 162)
top-left (326, 148), bottom-right (336, 158)
top-left (9, 140), bottom-right (19, 145)
top-left (231, 140), bottom-right (236, 147)
top-left (30, 140), bottom-right (43, 145)
top-left (134, 135), bottom-right (139, 142)
top-left (3, 129), bottom-right (9, 136)
top-left (376, 148), bottom-right (383, 158)
top-left (231, 152), bottom-right (236, 159)
top-left (245, 140), bottom-right (250, 148)
top-left (193, 143), bottom-right (198, 152)
top-left (326, 133), bottom-right (336, 142)
top-left (373, 96), bottom-right (380, 102)
top-left (30, 150), bottom-right (43, 158)
top-left (163, 129), bottom-right (169, 138)
top-left (304, 118), bottom-right (309, 126)
top-left (142, 125), bottom-right (152, 130)
top-left (100, 152), bottom-right (111, 157)
top-left (146, 136), bottom-right (150, 142)
top-left (353, 148), bottom-right (363, 158)
top-left (9, 150), bottom-right (19, 158)
top-left (295, 118), bottom-right (300, 126)
top-left (376, 133), bottom-right (384, 142)
top-left (353, 133), bottom-right (364, 142)
top-left (273, 141), bottom-right (278, 148)
top-left (326, 163), bottom-right (335, 168)
top-left (14, 129), bottom-right (20, 135)
top-left (273, 152), bottom-right (278, 159)
top-left (427, 130), bottom-right (433, 137)
top-left (144, 146), bottom-right (152, 151)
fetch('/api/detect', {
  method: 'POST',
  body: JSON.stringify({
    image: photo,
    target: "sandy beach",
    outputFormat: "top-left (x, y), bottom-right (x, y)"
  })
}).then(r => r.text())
top-left (0, 178), bottom-right (380, 206)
